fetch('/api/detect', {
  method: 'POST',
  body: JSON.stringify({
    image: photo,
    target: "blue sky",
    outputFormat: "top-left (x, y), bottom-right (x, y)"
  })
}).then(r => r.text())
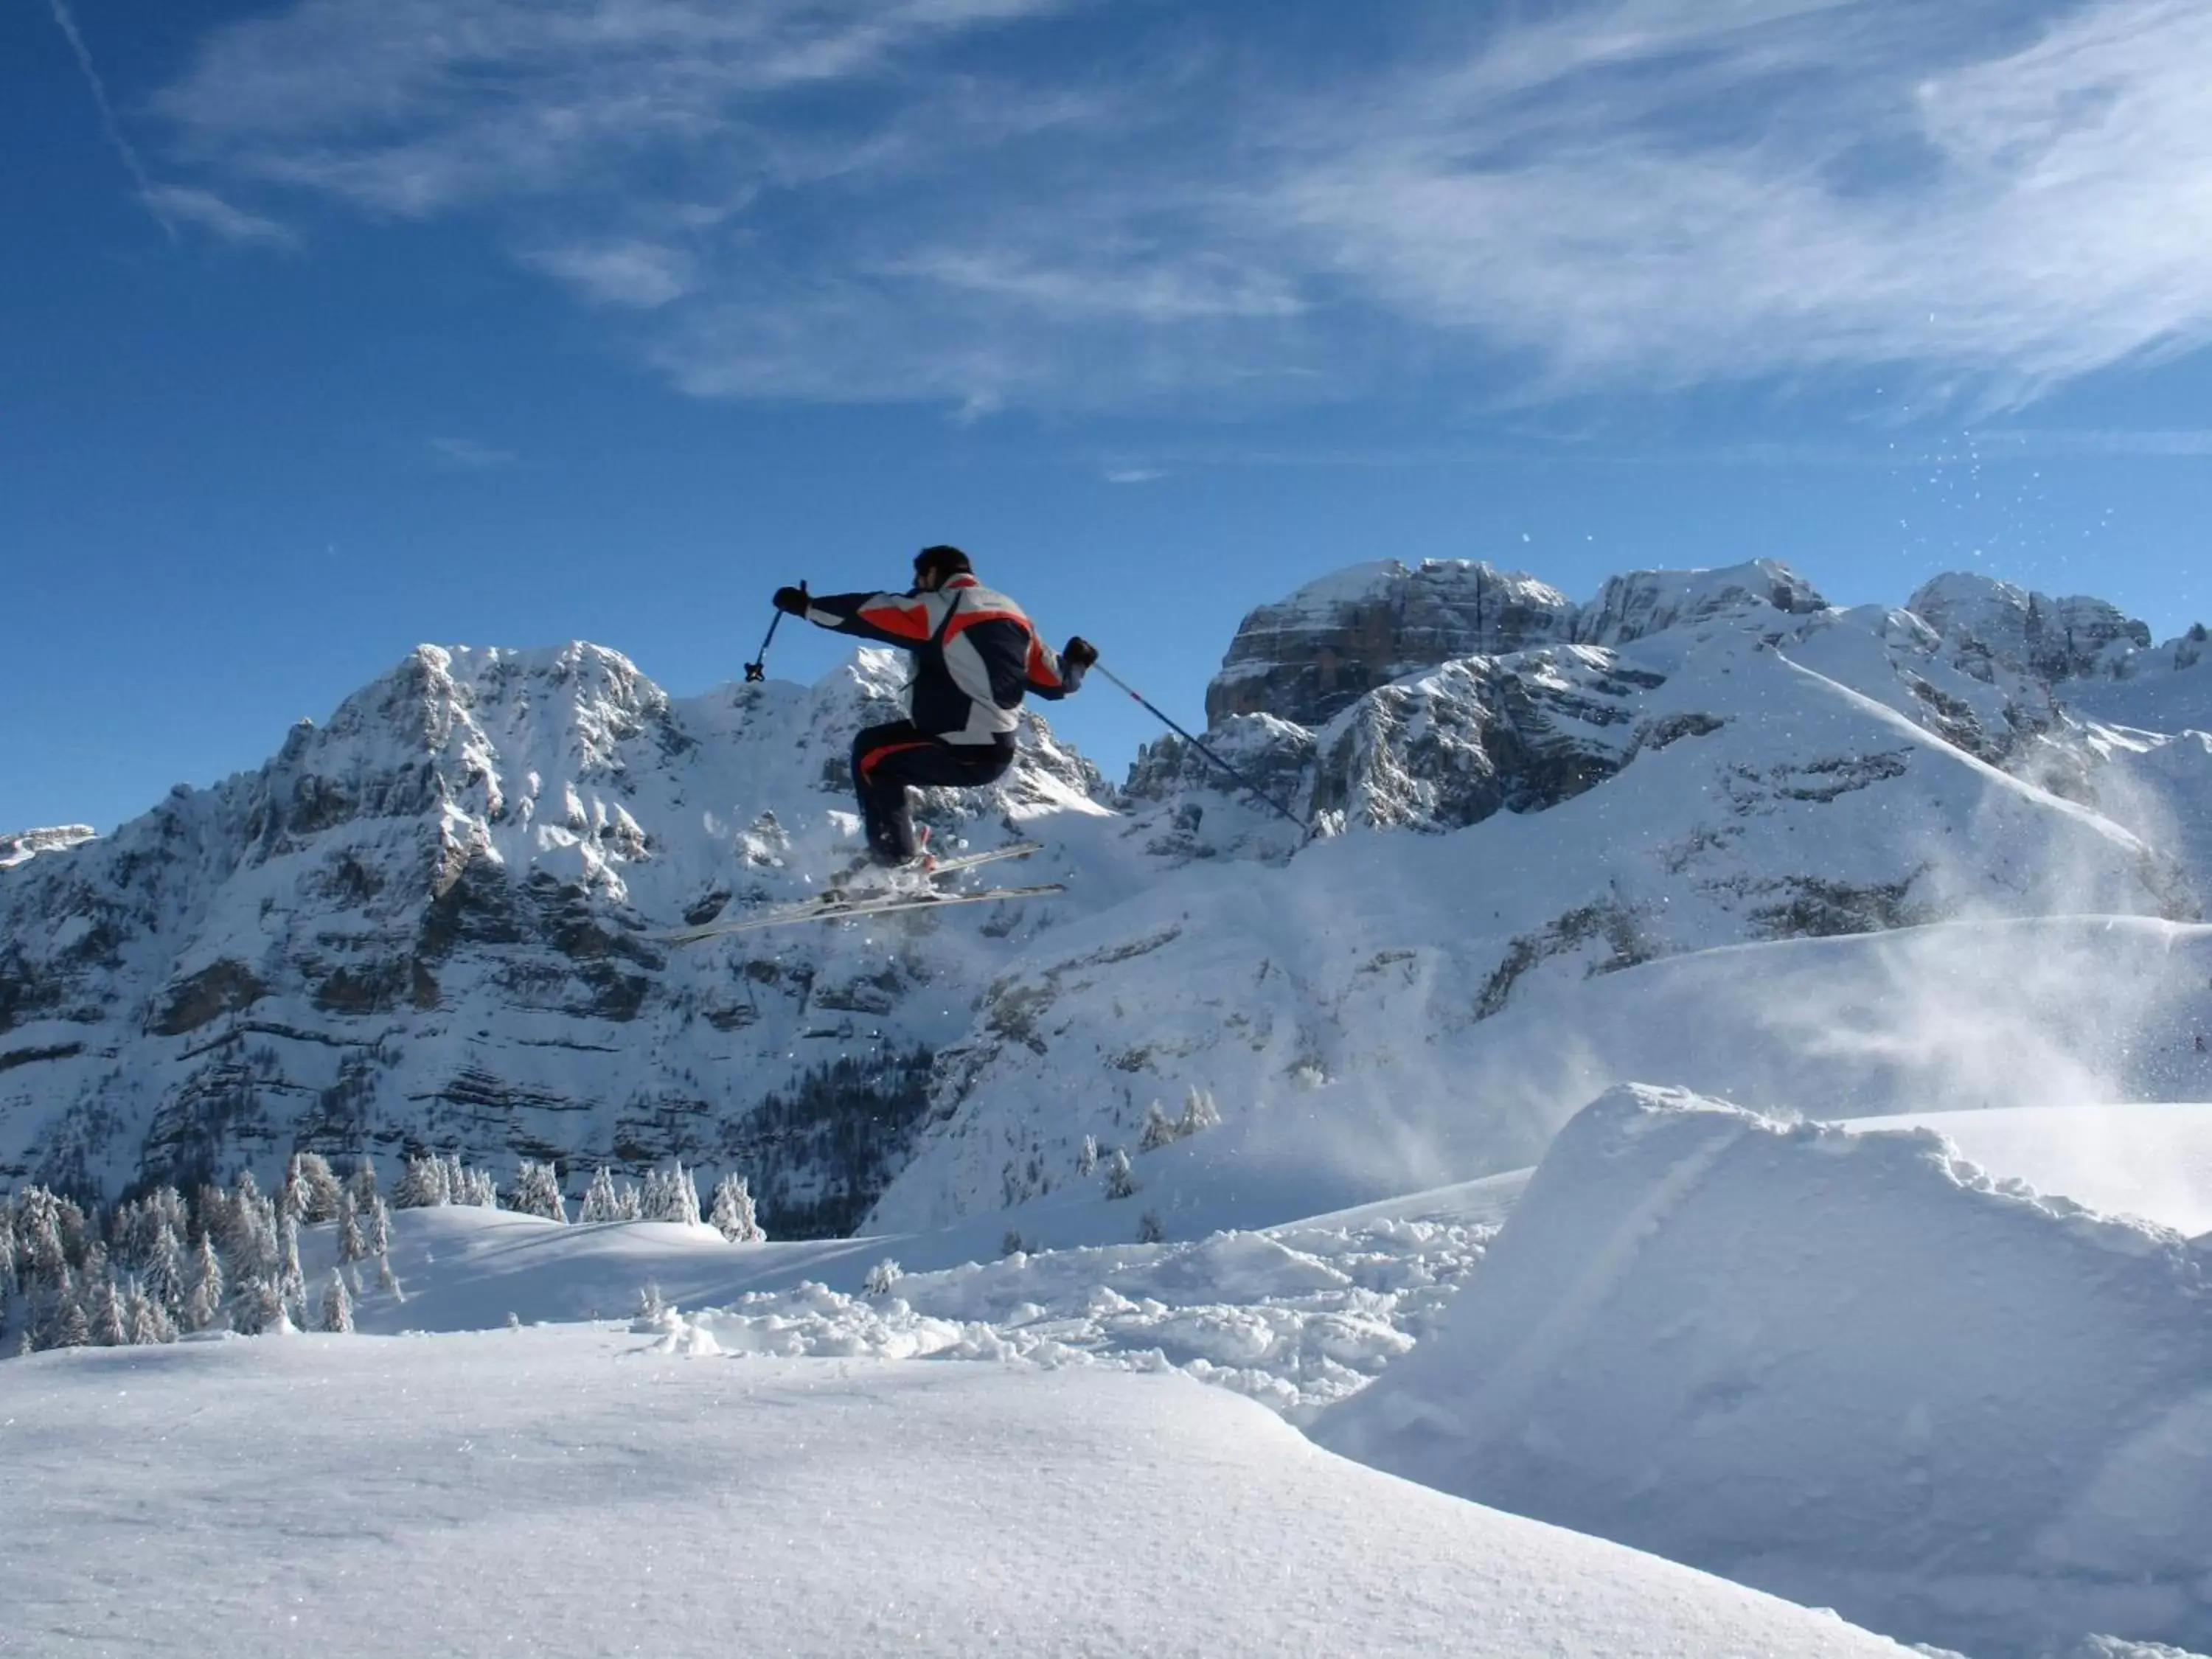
top-left (7, 0), bottom-right (2212, 832)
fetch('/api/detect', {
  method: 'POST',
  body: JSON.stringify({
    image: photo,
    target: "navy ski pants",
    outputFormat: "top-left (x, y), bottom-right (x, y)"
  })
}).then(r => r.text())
top-left (850, 721), bottom-right (1013, 862)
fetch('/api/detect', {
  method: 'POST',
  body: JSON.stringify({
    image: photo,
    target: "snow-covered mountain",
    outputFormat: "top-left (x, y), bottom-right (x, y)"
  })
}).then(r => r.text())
top-left (5, 560), bottom-right (2209, 1238)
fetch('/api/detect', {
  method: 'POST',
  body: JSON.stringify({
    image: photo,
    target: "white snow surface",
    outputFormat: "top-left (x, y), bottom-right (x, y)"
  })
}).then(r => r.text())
top-left (1, 1329), bottom-right (1920, 1659)
top-left (1845, 1102), bottom-right (2212, 1239)
top-left (1316, 1085), bottom-right (2212, 1659)
top-left (337, 1186), bottom-right (1506, 1421)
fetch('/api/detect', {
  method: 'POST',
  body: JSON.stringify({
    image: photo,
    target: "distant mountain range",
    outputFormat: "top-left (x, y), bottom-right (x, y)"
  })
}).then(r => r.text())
top-left (7, 560), bottom-right (2211, 1235)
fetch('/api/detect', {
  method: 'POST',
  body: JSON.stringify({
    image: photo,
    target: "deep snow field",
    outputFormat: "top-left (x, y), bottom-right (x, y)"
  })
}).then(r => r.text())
top-left (9, 1090), bottom-right (2211, 1659)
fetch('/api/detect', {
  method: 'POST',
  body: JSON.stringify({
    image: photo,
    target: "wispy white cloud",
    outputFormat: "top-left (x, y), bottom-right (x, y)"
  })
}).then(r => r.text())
top-left (146, 0), bottom-right (2212, 412)
top-left (1103, 467), bottom-right (1166, 484)
top-left (46, 0), bottom-right (174, 239)
top-left (523, 241), bottom-right (697, 309)
top-left (1268, 0), bottom-right (2212, 403)
top-left (428, 436), bottom-right (523, 470)
top-left (1974, 428), bottom-right (2212, 457)
top-left (47, 0), bottom-right (299, 249)
top-left (140, 185), bottom-right (298, 248)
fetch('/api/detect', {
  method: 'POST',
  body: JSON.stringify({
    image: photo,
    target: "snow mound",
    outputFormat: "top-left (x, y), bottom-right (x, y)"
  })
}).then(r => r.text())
top-left (3, 1330), bottom-right (1920, 1658)
top-left (1316, 1085), bottom-right (2212, 1659)
top-left (1844, 1102), bottom-right (2212, 1239)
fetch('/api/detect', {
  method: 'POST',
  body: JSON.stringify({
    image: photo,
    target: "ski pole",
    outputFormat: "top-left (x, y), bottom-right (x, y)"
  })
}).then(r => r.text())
top-left (743, 582), bottom-right (804, 683)
top-left (1093, 661), bottom-right (1310, 832)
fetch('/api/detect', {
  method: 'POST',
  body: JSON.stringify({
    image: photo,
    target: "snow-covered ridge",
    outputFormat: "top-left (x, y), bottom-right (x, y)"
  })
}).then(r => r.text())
top-left (1204, 555), bottom-right (1823, 726)
top-left (0, 826), bottom-right (95, 869)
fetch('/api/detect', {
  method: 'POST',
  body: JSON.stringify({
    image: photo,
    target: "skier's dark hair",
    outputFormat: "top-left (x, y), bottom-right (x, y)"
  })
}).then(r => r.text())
top-left (914, 544), bottom-right (973, 585)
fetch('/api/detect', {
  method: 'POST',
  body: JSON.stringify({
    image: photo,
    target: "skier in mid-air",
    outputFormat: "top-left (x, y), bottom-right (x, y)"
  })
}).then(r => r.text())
top-left (773, 545), bottom-right (1096, 883)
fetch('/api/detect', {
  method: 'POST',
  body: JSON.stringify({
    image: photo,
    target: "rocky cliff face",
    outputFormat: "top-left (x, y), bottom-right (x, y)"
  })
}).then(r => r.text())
top-left (1908, 573), bottom-right (2152, 685)
top-left (1204, 561), bottom-right (1577, 728)
top-left (1202, 557), bottom-right (1827, 731)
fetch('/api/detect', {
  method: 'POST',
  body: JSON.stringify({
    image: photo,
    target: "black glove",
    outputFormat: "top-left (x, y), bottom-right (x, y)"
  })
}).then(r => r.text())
top-left (772, 585), bottom-right (810, 616)
top-left (1062, 636), bottom-right (1099, 668)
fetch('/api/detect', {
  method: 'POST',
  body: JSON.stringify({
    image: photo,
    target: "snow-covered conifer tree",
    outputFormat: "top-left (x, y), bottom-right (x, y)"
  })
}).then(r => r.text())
top-left (364, 1194), bottom-right (392, 1259)
top-left (127, 1281), bottom-right (175, 1346)
top-left (223, 1171), bottom-right (268, 1262)
top-left (347, 1159), bottom-right (380, 1212)
top-left (0, 1211), bottom-right (19, 1303)
top-left (1178, 1086), bottom-right (1222, 1136)
top-left (86, 1270), bottom-right (129, 1346)
top-left (184, 1234), bottom-right (226, 1332)
top-left (320, 1270), bottom-right (353, 1334)
top-left (229, 1274), bottom-right (279, 1335)
top-left (1076, 1135), bottom-right (1099, 1178)
top-left (616, 1180), bottom-right (643, 1222)
top-left (336, 1190), bottom-right (366, 1272)
top-left (1137, 1210), bottom-right (1166, 1245)
top-left (505, 1161), bottom-right (567, 1222)
top-left (459, 1166), bottom-right (498, 1208)
top-left (287, 1152), bottom-right (344, 1222)
top-left (276, 1210), bottom-right (308, 1328)
top-left (15, 1186), bottom-right (67, 1290)
top-left (46, 1270), bottom-right (91, 1350)
top-left (142, 1217), bottom-right (188, 1316)
top-left (392, 1154), bottom-right (451, 1209)
top-left (863, 1258), bottom-right (902, 1297)
top-left (709, 1174), bottom-right (764, 1242)
top-left (580, 1166), bottom-right (622, 1224)
top-left (1138, 1100), bottom-right (1179, 1152)
top-left (1102, 1147), bottom-right (1136, 1200)
top-left (375, 1252), bottom-right (405, 1304)
top-left (650, 1162), bottom-right (700, 1225)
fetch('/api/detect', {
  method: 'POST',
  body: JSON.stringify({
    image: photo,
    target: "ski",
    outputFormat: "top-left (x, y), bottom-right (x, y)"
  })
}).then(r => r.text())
top-left (657, 880), bottom-right (1064, 943)
top-left (835, 840), bottom-right (1043, 886)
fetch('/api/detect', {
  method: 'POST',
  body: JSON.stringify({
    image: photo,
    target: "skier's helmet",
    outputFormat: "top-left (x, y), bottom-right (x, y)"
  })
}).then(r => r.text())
top-left (914, 544), bottom-right (973, 588)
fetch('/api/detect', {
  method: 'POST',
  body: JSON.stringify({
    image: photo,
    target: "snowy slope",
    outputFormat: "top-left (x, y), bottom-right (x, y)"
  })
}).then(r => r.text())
top-left (2, 1331), bottom-right (1921, 1659)
top-left (1317, 1085), bottom-right (2212, 1659)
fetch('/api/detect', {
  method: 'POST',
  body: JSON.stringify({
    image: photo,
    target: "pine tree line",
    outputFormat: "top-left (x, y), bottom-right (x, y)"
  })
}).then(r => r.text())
top-left (1, 1152), bottom-right (403, 1355)
top-left (4, 1149), bottom-right (771, 1358)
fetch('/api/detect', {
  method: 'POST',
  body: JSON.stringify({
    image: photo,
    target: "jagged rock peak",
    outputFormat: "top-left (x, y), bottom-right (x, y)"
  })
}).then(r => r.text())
top-left (1907, 572), bottom-right (2151, 684)
top-left (1206, 560), bottom-right (1577, 728)
top-left (1573, 559), bottom-right (1826, 647)
top-left (0, 826), bottom-right (97, 869)
top-left (1206, 557), bottom-right (1826, 728)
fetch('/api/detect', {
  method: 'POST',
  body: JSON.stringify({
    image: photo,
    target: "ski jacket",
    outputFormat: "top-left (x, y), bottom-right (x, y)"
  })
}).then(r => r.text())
top-left (801, 573), bottom-right (1085, 745)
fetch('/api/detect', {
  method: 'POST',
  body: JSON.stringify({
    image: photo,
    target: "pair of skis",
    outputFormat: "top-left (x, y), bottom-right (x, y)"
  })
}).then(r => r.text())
top-left (654, 842), bottom-right (1058, 943)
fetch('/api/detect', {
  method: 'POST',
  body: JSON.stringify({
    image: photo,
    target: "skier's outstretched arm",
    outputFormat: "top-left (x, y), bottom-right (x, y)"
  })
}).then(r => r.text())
top-left (1024, 633), bottom-right (1096, 701)
top-left (774, 586), bottom-right (936, 650)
